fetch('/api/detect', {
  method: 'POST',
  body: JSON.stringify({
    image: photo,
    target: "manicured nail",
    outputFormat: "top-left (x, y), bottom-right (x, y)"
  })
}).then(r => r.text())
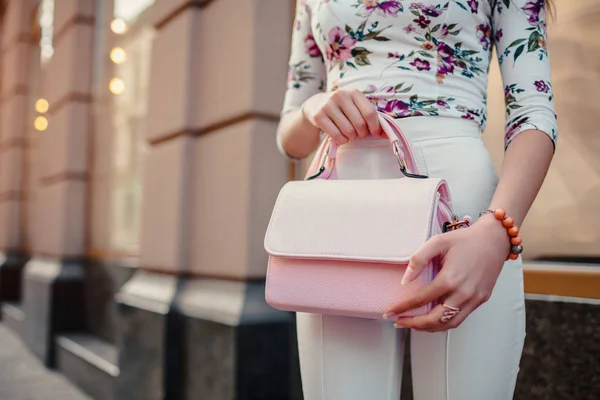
top-left (382, 312), bottom-right (397, 320)
top-left (400, 266), bottom-right (414, 286)
top-left (393, 322), bottom-right (404, 329)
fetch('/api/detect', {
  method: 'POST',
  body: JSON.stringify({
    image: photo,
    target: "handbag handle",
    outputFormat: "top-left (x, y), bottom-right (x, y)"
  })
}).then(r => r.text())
top-left (305, 113), bottom-right (428, 180)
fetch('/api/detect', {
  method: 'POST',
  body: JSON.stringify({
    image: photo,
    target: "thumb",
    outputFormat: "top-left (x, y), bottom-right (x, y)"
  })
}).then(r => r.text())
top-left (372, 116), bottom-right (383, 137)
top-left (401, 235), bottom-right (449, 286)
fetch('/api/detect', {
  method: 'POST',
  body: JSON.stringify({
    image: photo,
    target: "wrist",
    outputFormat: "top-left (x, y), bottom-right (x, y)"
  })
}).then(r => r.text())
top-left (476, 214), bottom-right (511, 247)
top-left (298, 101), bottom-right (322, 142)
top-left (300, 97), bottom-right (322, 129)
top-left (478, 208), bottom-right (523, 260)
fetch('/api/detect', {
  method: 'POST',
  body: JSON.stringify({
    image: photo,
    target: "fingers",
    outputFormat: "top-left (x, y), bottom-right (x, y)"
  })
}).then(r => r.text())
top-left (313, 111), bottom-right (348, 145)
top-left (334, 91), bottom-right (370, 138)
top-left (351, 90), bottom-right (381, 137)
top-left (401, 235), bottom-right (449, 286)
top-left (386, 236), bottom-right (454, 316)
top-left (393, 304), bottom-right (448, 331)
top-left (393, 282), bottom-right (492, 332)
top-left (385, 271), bottom-right (453, 316)
top-left (394, 294), bottom-right (471, 332)
top-left (326, 102), bottom-right (358, 142)
top-left (399, 301), bottom-right (478, 332)
top-left (309, 89), bottom-right (381, 144)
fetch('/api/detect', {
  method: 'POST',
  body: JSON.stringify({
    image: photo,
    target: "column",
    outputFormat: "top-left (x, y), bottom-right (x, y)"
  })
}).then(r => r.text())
top-left (0, 0), bottom-right (36, 305)
top-left (21, 0), bottom-right (95, 366)
top-left (114, 0), bottom-right (298, 399)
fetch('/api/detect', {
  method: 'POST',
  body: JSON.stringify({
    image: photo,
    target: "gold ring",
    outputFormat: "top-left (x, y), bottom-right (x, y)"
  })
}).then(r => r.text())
top-left (440, 303), bottom-right (460, 323)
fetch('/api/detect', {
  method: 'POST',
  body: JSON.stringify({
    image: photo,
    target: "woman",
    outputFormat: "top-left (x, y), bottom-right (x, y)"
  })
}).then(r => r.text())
top-left (277, 0), bottom-right (556, 399)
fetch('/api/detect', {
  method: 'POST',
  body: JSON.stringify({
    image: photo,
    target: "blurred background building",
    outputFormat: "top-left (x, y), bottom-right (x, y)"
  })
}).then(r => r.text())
top-left (0, 0), bottom-right (597, 399)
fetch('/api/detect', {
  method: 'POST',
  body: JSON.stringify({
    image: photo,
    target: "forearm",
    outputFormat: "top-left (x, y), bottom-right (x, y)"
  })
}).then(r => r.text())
top-left (489, 130), bottom-right (554, 226)
top-left (277, 108), bottom-right (321, 159)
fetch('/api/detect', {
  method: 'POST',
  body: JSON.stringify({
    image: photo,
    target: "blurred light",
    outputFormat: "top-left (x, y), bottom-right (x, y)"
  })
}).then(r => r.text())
top-left (40, 14), bottom-right (53, 27)
top-left (114, 0), bottom-right (156, 22)
top-left (34, 116), bottom-right (48, 131)
top-left (111, 18), bottom-right (127, 34)
top-left (35, 98), bottom-right (49, 113)
top-left (109, 78), bottom-right (125, 95)
top-left (39, 0), bottom-right (55, 63)
top-left (41, 46), bottom-right (54, 60)
top-left (110, 47), bottom-right (127, 64)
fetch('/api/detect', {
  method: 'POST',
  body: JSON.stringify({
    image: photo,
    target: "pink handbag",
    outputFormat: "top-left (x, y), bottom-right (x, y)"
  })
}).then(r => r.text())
top-left (264, 113), bottom-right (464, 320)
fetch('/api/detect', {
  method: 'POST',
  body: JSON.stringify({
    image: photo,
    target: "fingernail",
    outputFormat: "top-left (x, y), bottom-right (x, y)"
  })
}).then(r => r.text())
top-left (393, 322), bottom-right (404, 329)
top-left (400, 266), bottom-right (414, 286)
top-left (382, 312), bottom-right (397, 320)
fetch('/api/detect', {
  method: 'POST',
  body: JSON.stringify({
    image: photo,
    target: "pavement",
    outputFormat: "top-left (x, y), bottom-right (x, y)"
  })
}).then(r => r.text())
top-left (0, 324), bottom-right (90, 400)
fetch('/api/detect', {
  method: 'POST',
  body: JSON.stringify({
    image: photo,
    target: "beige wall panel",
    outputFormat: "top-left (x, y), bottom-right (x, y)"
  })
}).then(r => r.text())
top-left (481, 54), bottom-right (504, 172)
top-left (189, 122), bottom-right (252, 278)
top-left (247, 119), bottom-right (289, 278)
top-left (190, 0), bottom-right (254, 128)
top-left (150, 0), bottom-right (196, 26)
top-left (24, 136), bottom-right (38, 250)
top-left (251, 0), bottom-right (293, 116)
top-left (88, 178), bottom-right (112, 252)
top-left (482, 3), bottom-right (600, 259)
top-left (42, 25), bottom-right (93, 106)
top-left (148, 0), bottom-right (292, 133)
top-left (89, 103), bottom-right (116, 251)
top-left (0, 43), bottom-right (29, 99)
top-left (0, 0), bottom-right (28, 50)
top-left (554, 0), bottom-right (600, 23)
top-left (0, 147), bottom-right (24, 193)
top-left (0, 94), bottom-right (28, 142)
top-left (0, 200), bottom-right (22, 249)
top-left (31, 181), bottom-right (86, 255)
top-left (139, 136), bottom-right (193, 271)
top-left (62, 181), bottom-right (87, 256)
top-left (38, 101), bottom-right (89, 178)
top-left (53, 0), bottom-right (95, 34)
top-left (29, 180), bottom-right (47, 253)
top-left (189, 119), bottom-right (288, 279)
top-left (145, 9), bottom-right (198, 140)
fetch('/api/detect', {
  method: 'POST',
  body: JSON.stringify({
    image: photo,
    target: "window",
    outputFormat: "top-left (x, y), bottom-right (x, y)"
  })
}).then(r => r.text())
top-left (113, 0), bottom-right (155, 23)
top-left (108, 7), bottom-right (154, 254)
top-left (39, 0), bottom-right (54, 63)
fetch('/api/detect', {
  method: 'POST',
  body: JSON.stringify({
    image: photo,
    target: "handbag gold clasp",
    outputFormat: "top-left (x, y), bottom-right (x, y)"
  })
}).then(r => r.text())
top-left (443, 215), bottom-right (471, 232)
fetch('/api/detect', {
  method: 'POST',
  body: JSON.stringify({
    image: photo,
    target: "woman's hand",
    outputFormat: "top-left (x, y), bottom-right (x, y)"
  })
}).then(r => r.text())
top-left (302, 89), bottom-right (382, 145)
top-left (385, 215), bottom-right (511, 332)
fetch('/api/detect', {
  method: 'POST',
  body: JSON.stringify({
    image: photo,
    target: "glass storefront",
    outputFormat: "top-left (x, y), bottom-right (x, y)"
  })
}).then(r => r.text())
top-left (113, 0), bottom-right (155, 23)
top-left (108, 2), bottom-right (154, 254)
top-left (39, 0), bottom-right (54, 63)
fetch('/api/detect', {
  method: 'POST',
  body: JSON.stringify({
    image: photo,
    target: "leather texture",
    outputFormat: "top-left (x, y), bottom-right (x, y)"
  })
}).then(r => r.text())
top-left (265, 179), bottom-right (446, 263)
top-left (264, 113), bottom-right (455, 319)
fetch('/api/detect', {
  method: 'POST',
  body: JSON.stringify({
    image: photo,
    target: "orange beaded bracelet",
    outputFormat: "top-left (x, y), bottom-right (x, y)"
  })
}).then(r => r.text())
top-left (479, 208), bottom-right (523, 261)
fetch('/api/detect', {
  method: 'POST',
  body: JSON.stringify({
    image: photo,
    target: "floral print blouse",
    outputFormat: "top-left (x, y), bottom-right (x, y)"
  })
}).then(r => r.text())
top-left (282, 0), bottom-right (557, 150)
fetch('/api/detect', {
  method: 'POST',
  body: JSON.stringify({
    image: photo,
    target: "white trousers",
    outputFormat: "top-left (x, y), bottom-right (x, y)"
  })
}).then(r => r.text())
top-left (296, 117), bottom-right (526, 400)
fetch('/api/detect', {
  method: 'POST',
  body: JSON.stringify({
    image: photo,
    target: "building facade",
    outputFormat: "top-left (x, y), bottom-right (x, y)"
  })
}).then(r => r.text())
top-left (0, 0), bottom-right (598, 399)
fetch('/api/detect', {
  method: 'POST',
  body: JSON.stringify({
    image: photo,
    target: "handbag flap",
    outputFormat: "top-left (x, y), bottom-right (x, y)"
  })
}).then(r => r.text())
top-left (264, 178), bottom-right (449, 264)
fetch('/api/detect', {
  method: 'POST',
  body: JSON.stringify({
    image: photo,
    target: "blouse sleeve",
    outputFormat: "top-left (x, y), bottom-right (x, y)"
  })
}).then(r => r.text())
top-left (281, 0), bottom-right (327, 116)
top-left (492, 0), bottom-right (557, 151)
